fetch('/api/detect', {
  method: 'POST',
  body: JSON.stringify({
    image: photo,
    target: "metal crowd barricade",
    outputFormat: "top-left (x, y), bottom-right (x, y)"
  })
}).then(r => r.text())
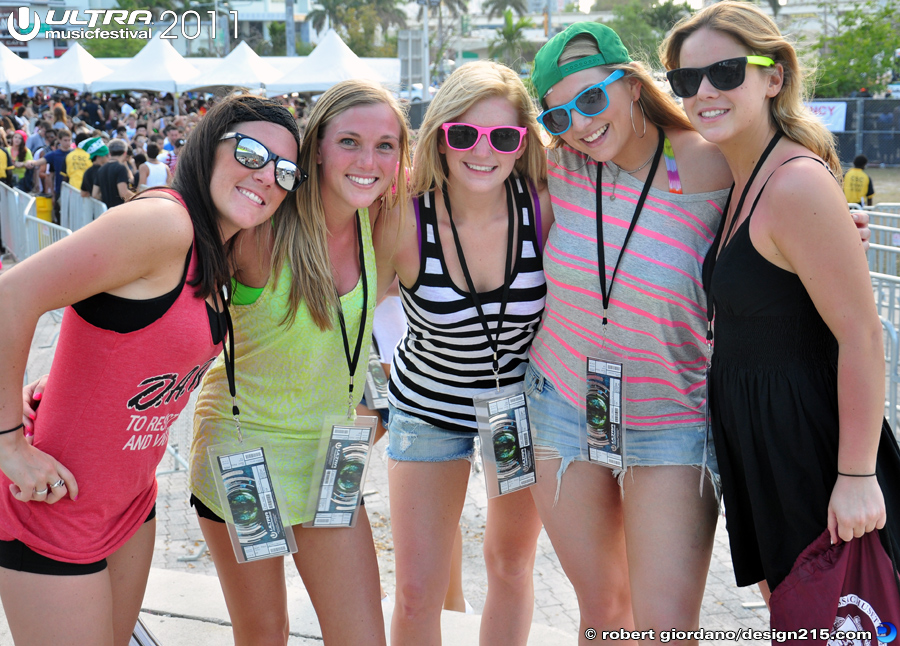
top-left (875, 203), bottom-right (900, 215)
top-left (23, 214), bottom-right (72, 260)
top-left (868, 224), bottom-right (900, 248)
top-left (871, 273), bottom-right (900, 433)
top-left (869, 244), bottom-right (900, 276)
top-left (0, 183), bottom-right (32, 260)
top-left (59, 182), bottom-right (107, 232)
top-left (882, 317), bottom-right (900, 433)
top-left (869, 210), bottom-right (900, 229)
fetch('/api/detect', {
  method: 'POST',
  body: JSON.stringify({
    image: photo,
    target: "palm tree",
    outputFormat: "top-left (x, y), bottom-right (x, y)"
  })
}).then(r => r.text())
top-left (307, 0), bottom-right (345, 34)
top-left (482, 0), bottom-right (528, 20)
top-left (488, 9), bottom-right (535, 69)
top-left (419, 0), bottom-right (469, 80)
top-left (371, 0), bottom-right (407, 32)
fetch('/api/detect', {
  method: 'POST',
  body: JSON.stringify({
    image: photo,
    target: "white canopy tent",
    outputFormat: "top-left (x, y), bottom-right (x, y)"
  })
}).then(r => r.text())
top-left (0, 43), bottom-right (41, 96)
top-left (10, 43), bottom-right (112, 92)
top-left (91, 36), bottom-right (200, 94)
top-left (178, 41), bottom-right (281, 93)
top-left (266, 30), bottom-right (386, 95)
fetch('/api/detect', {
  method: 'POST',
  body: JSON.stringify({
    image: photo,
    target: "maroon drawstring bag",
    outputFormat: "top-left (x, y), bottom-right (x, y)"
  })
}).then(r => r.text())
top-left (770, 529), bottom-right (900, 644)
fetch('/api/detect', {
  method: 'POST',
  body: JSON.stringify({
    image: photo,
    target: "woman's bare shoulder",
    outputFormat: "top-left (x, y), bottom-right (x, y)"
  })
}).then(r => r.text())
top-left (664, 128), bottom-right (733, 193)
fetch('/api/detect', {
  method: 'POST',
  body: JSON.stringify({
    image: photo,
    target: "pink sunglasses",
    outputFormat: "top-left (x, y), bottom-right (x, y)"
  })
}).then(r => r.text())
top-left (440, 122), bottom-right (527, 154)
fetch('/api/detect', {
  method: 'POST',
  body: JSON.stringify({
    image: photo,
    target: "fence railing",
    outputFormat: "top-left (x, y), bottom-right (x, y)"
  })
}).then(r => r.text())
top-left (23, 215), bottom-right (72, 259)
top-left (809, 98), bottom-right (900, 167)
top-left (59, 182), bottom-right (107, 232)
top-left (868, 224), bottom-right (900, 247)
top-left (0, 183), bottom-right (33, 261)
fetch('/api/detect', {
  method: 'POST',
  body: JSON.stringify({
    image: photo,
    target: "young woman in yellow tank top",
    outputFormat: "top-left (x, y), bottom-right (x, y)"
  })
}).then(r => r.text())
top-left (187, 80), bottom-right (411, 646)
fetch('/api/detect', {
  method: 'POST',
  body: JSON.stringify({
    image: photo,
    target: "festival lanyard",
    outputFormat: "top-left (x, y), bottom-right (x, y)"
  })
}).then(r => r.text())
top-left (704, 131), bottom-right (783, 345)
top-left (336, 210), bottom-right (369, 418)
top-left (596, 127), bottom-right (664, 327)
top-left (443, 181), bottom-right (516, 389)
top-left (219, 289), bottom-right (242, 441)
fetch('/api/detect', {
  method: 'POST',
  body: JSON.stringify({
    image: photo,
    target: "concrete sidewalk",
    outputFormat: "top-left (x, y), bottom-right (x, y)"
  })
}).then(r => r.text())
top-left (0, 309), bottom-right (771, 645)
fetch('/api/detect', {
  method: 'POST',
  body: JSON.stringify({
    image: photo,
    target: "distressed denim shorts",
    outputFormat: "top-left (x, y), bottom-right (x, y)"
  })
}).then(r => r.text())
top-left (385, 404), bottom-right (477, 463)
top-left (524, 362), bottom-right (720, 495)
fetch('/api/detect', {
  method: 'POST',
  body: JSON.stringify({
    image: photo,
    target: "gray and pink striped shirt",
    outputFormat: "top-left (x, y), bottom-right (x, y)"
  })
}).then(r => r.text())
top-left (529, 145), bottom-right (729, 431)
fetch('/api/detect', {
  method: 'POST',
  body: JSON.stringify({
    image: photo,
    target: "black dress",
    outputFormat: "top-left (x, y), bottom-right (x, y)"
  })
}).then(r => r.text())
top-left (706, 161), bottom-right (900, 592)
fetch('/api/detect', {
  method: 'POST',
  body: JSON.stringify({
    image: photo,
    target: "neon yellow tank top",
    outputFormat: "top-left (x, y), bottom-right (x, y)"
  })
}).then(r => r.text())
top-left (190, 209), bottom-right (376, 525)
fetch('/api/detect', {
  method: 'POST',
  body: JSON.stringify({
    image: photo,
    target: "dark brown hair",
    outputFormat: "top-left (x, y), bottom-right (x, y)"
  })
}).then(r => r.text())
top-left (172, 93), bottom-right (301, 301)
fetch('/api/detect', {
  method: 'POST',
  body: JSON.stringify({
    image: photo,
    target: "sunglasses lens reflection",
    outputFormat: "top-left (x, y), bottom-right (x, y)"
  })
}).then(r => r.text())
top-left (575, 87), bottom-right (609, 117)
top-left (447, 125), bottom-right (478, 150)
top-left (669, 58), bottom-right (747, 98)
top-left (541, 110), bottom-right (571, 135)
top-left (489, 128), bottom-right (522, 153)
top-left (235, 138), bottom-right (268, 168)
top-left (275, 161), bottom-right (298, 191)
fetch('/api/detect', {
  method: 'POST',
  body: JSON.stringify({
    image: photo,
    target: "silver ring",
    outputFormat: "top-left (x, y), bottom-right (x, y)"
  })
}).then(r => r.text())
top-left (34, 488), bottom-right (48, 496)
top-left (51, 478), bottom-right (65, 488)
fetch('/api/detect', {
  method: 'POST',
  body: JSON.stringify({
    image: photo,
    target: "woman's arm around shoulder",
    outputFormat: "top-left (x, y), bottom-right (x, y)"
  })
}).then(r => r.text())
top-left (762, 157), bottom-right (885, 544)
top-left (373, 198), bottom-right (419, 301)
top-left (535, 179), bottom-right (554, 248)
top-left (663, 128), bottom-right (733, 194)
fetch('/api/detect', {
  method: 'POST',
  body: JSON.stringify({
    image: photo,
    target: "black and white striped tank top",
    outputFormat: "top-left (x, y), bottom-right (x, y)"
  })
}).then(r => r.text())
top-left (389, 176), bottom-right (547, 433)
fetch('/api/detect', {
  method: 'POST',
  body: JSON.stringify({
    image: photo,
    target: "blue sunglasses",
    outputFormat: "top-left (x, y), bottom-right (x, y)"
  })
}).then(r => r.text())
top-left (538, 69), bottom-right (626, 136)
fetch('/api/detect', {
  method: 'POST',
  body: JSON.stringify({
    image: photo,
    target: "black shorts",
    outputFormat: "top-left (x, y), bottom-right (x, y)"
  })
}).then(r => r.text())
top-left (189, 493), bottom-right (366, 525)
top-left (0, 505), bottom-right (156, 576)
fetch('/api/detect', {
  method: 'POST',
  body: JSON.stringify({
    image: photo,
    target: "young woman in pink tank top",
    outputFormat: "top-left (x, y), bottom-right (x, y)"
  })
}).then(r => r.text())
top-left (0, 95), bottom-right (305, 646)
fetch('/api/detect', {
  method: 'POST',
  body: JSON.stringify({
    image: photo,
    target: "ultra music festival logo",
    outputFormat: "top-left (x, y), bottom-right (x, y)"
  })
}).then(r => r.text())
top-left (6, 6), bottom-right (238, 42)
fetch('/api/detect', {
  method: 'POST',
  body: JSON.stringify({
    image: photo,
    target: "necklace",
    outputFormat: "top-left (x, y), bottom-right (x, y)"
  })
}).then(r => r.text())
top-left (608, 148), bottom-right (657, 201)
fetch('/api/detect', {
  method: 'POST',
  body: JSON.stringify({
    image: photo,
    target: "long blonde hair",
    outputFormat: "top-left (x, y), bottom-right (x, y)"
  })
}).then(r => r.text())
top-left (410, 61), bottom-right (547, 196)
top-left (544, 34), bottom-right (693, 151)
top-left (660, 1), bottom-right (840, 177)
top-left (271, 79), bottom-right (411, 331)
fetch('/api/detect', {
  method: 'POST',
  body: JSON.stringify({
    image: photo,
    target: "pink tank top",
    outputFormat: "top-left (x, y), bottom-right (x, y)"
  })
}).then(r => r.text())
top-left (0, 195), bottom-right (222, 563)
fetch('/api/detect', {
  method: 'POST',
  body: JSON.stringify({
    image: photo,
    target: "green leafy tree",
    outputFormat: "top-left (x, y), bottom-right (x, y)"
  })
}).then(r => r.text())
top-left (416, 0), bottom-right (468, 83)
top-left (645, 0), bottom-right (692, 33)
top-left (80, 30), bottom-right (148, 57)
top-left (267, 22), bottom-right (316, 56)
top-left (809, 0), bottom-right (900, 98)
top-left (607, 2), bottom-right (658, 67)
top-left (113, 0), bottom-right (176, 20)
top-left (371, 0), bottom-right (407, 32)
top-left (488, 9), bottom-right (536, 70)
top-left (307, 0), bottom-right (346, 34)
top-left (606, 0), bottom-right (693, 69)
top-left (591, 0), bottom-right (650, 12)
top-left (482, 0), bottom-right (529, 19)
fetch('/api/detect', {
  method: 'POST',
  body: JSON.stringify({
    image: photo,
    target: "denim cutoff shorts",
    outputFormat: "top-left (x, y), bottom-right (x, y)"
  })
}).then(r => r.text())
top-left (524, 362), bottom-right (720, 498)
top-left (386, 404), bottom-right (477, 463)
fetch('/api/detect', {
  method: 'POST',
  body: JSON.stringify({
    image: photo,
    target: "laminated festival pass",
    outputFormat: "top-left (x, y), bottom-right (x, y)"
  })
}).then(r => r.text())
top-left (583, 358), bottom-right (626, 469)
top-left (364, 343), bottom-right (390, 411)
top-left (474, 383), bottom-right (536, 498)
top-left (304, 416), bottom-right (378, 529)
top-left (207, 443), bottom-right (298, 563)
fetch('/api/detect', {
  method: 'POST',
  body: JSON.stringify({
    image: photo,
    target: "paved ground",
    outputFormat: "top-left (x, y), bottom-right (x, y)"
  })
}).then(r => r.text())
top-left (12, 306), bottom-right (772, 645)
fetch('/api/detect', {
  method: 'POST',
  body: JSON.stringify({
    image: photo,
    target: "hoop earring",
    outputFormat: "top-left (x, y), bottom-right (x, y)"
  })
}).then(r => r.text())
top-left (631, 100), bottom-right (647, 139)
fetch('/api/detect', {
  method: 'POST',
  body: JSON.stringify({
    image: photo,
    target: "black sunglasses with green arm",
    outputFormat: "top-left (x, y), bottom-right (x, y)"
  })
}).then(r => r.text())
top-left (666, 56), bottom-right (775, 99)
top-left (220, 132), bottom-right (307, 192)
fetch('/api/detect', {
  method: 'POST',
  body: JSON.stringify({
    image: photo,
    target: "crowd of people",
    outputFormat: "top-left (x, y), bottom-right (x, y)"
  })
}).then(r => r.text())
top-left (0, 3), bottom-right (896, 646)
top-left (0, 91), bottom-right (307, 217)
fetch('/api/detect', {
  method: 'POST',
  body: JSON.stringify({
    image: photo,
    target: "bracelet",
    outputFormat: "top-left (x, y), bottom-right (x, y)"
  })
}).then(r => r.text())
top-left (0, 423), bottom-right (24, 436)
top-left (838, 471), bottom-right (877, 477)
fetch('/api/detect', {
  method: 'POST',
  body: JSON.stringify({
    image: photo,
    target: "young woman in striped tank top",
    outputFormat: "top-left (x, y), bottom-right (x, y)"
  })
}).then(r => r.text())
top-left (374, 61), bottom-right (553, 645)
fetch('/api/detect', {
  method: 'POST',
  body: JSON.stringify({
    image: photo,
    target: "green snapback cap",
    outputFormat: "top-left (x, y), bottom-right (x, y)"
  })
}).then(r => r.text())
top-left (532, 22), bottom-right (632, 102)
